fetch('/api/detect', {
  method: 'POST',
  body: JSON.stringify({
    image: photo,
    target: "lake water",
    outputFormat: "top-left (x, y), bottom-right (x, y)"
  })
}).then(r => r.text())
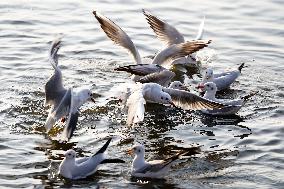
top-left (0, 0), bottom-right (283, 188)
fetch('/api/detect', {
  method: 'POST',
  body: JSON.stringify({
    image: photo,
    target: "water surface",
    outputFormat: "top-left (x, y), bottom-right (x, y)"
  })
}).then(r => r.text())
top-left (0, 0), bottom-right (283, 188)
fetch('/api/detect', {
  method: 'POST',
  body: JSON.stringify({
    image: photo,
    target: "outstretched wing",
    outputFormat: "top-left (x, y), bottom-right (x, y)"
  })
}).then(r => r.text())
top-left (94, 11), bottom-right (142, 64)
top-left (163, 88), bottom-right (225, 110)
top-left (152, 40), bottom-right (211, 67)
top-left (137, 70), bottom-right (175, 87)
top-left (44, 37), bottom-right (66, 106)
top-left (195, 16), bottom-right (205, 40)
top-left (143, 9), bottom-right (185, 46)
top-left (114, 64), bottom-right (166, 76)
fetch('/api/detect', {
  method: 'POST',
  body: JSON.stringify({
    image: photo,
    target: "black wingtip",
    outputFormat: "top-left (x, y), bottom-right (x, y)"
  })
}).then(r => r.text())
top-left (238, 63), bottom-right (245, 72)
top-left (94, 138), bottom-right (112, 155)
top-left (92, 10), bottom-right (97, 17)
top-left (241, 91), bottom-right (259, 101)
top-left (100, 158), bottom-right (125, 164)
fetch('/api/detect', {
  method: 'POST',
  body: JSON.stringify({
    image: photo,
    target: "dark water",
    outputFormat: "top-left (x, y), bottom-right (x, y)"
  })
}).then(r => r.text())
top-left (0, 0), bottom-right (283, 188)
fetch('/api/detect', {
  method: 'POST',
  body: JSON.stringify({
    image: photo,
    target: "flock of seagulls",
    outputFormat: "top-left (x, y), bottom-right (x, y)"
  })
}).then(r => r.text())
top-left (43, 9), bottom-right (257, 179)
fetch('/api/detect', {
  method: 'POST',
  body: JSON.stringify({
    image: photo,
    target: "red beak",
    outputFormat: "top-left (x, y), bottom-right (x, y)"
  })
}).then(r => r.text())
top-left (196, 84), bottom-right (205, 89)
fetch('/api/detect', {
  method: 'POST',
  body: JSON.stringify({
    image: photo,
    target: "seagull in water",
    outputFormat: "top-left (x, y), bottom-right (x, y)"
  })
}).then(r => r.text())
top-left (59, 138), bottom-right (125, 179)
top-left (44, 37), bottom-right (96, 141)
top-left (197, 63), bottom-right (245, 91)
top-left (93, 11), bottom-right (210, 82)
top-left (127, 143), bottom-right (199, 179)
top-left (199, 82), bottom-right (258, 115)
top-left (142, 9), bottom-right (206, 65)
top-left (126, 82), bottom-right (225, 125)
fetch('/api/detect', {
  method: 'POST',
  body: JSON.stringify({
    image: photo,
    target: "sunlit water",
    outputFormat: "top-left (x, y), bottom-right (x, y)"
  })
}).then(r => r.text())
top-left (0, 0), bottom-right (283, 188)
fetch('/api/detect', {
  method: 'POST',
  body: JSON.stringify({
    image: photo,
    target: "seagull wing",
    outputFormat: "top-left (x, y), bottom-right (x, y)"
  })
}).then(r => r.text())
top-left (152, 40), bottom-right (211, 67)
top-left (137, 70), bottom-right (175, 87)
top-left (143, 9), bottom-right (185, 46)
top-left (44, 37), bottom-right (66, 107)
top-left (195, 16), bottom-right (205, 40)
top-left (45, 88), bottom-right (72, 131)
top-left (213, 71), bottom-right (240, 91)
top-left (163, 88), bottom-right (225, 110)
top-left (126, 87), bottom-right (146, 125)
top-left (94, 11), bottom-right (142, 64)
top-left (114, 64), bottom-right (166, 76)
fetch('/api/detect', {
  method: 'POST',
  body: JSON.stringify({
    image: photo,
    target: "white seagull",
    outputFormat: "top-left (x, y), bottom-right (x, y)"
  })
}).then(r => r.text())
top-left (126, 82), bottom-right (225, 125)
top-left (93, 11), bottom-right (210, 79)
top-left (127, 143), bottom-right (196, 179)
top-left (59, 138), bottom-right (125, 179)
top-left (142, 9), bottom-right (205, 65)
top-left (197, 63), bottom-right (245, 91)
top-left (44, 37), bottom-right (96, 141)
top-left (200, 82), bottom-right (258, 115)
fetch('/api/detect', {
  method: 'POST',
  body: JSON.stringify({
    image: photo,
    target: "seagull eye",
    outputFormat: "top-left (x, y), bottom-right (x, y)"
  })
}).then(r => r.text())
top-left (161, 97), bottom-right (164, 100)
top-left (166, 98), bottom-right (168, 100)
top-left (138, 149), bottom-right (141, 152)
top-left (211, 87), bottom-right (214, 90)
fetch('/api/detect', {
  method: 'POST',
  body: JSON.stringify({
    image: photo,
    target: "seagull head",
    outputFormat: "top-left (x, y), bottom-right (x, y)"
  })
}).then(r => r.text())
top-left (169, 81), bottom-right (190, 91)
top-left (159, 92), bottom-right (176, 107)
top-left (64, 149), bottom-right (76, 160)
top-left (204, 68), bottom-right (213, 80)
top-left (203, 82), bottom-right (217, 95)
top-left (127, 143), bottom-right (145, 157)
top-left (77, 88), bottom-right (96, 104)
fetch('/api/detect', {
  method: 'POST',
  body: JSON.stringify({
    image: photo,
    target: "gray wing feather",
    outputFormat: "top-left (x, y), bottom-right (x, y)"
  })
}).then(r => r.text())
top-left (136, 162), bottom-right (167, 174)
top-left (143, 9), bottom-right (185, 46)
top-left (114, 64), bottom-right (166, 76)
top-left (45, 37), bottom-right (65, 106)
top-left (214, 71), bottom-right (240, 91)
top-left (94, 11), bottom-right (142, 64)
top-left (163, 88), bottom-right (225, 110)
top-left (137, 70), bottom-right (175, 87)
top-left (152, 40), bottom-right (211, 67)
top-left (72, 156), bottom-right (102, 179)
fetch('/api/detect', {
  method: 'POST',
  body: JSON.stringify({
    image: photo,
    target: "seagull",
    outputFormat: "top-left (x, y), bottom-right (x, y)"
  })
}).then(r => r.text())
top-left (142, 9), bottom-right (205, 65)
top-left (127, 143), bottom-right (199, 178)
top-left (197, 63), bottom-right (245, 91)
top-left (59, 138), bottom-right (125, 179)
top-left (126, 82), bottom-right (225, 125)
top-left (44, 37), bottom-right (96, 141)
top-left (93, 11), bottom-right (210, 79)
top-left (199, 82), bottom-right (258, 115)
top-left (168, 81), bottom-right (190, 91)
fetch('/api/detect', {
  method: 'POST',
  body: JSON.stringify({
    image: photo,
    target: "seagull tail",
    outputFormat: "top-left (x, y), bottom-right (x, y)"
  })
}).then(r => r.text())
top-left (94, 138), bottom-right (112, 156)
top-left (241, 91), bottom-right (259, 102)
top-left (100, 158), bottom-right (125, 164)
top-left (238, 63), bottom-right (245, 73)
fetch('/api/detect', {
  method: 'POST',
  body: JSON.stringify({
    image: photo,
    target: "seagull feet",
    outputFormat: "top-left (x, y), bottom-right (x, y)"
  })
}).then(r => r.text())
top-left (61, 117), bottom-right (66, 123)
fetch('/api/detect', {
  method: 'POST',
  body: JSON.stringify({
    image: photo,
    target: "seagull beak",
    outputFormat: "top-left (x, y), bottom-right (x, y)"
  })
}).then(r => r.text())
top-left (196, 84), bottom-right (205, 90)
top-left (127, 148), bottom-right (134, 155)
